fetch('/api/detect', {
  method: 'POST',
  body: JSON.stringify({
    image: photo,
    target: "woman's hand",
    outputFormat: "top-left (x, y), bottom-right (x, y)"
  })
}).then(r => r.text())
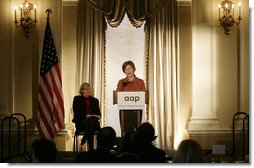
top-left (86, 114), bottom-right (92, 118)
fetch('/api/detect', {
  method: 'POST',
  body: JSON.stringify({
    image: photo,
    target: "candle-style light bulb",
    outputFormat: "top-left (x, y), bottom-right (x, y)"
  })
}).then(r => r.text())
top-left (20, 3), bottom-right (23, 21)
top-left (218, 3), bottom-right (221, 19)
top-left (232, 4), bottom-right (235, 18)
top-left (25, 3), bottom-right (28, 19)
top-left (14, 6), bottom-right (17, 22)
top-left (225, 3), bottom-right (228, 8)
top-left (225, 3), bottom-right (228, 17)
top-left (34, 4), bottom-right (37, 21)
top-left (238, 2), bottom-right (241, 18)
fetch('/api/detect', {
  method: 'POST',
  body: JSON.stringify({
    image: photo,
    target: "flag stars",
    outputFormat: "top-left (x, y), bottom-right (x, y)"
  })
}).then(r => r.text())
top-left (39, 21), bottom-right (59, 76)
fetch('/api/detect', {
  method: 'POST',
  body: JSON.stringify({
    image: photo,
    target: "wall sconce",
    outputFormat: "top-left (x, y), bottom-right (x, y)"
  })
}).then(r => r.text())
top-left (218, 0), bottom-right (242, 35)
top-left (14, 0), bottom-right (37, 37)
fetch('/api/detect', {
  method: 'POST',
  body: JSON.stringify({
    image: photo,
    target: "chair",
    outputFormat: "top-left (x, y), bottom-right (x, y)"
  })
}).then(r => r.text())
top-left (73, 131), bottom-right (86, 154)
top-left (73, 117), bottom-right (100, 153)
top-left (73, 131), bottom-right (99, 153)
top-left (1, 113), bottom-right (28, 162)
top-left (232, 112), bottom-right (249, 160)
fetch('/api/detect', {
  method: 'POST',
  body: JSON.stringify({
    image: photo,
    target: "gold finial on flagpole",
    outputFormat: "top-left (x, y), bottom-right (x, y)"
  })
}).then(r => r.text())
top-left (46, 8), bottom-right (52, 20)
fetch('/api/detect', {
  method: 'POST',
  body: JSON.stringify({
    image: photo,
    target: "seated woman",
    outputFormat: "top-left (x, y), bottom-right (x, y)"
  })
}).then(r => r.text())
top-left (72, 82), bottom-right (101, 151)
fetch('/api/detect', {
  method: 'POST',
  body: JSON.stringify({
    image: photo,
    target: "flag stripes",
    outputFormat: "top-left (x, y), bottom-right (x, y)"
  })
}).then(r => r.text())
top-left (37, 18), bottom-right (64, 140)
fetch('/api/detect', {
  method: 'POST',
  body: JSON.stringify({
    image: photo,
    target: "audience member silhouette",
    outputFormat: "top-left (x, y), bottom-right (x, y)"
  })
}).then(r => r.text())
top-left (75, 126), bottom-right (118, 163)
top-left (173, 139), bottom-right (204, 163)
top-left (117, 128), bottom-right (137, 163)
top-left (31, 138), bottom-right (57, 163)
top-left (134, 122), bottom-right (168, 163)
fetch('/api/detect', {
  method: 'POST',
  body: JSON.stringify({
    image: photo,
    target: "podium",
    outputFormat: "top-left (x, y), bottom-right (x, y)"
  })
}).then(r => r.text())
top-left (113, 91), bottom-right (148, 136)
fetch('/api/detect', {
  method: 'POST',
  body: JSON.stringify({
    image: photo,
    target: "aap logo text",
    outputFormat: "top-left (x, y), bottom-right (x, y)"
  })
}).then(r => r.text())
top-left (124, 96), bottom-right (140, 102)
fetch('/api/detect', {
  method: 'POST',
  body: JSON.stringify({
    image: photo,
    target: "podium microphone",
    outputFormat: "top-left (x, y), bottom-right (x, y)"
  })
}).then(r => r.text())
top-left (121, 81), bottom-right (129, 91)
top-left (122, 81), bottom-right (129, 87)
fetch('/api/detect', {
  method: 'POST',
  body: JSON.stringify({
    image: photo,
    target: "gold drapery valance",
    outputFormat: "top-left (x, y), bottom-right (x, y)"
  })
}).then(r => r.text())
top-left (87, 0), bottom-right (169, 28)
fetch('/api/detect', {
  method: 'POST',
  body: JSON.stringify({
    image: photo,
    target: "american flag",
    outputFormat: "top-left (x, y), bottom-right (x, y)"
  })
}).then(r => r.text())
top-left (37, 18), bottom-right (65, 140)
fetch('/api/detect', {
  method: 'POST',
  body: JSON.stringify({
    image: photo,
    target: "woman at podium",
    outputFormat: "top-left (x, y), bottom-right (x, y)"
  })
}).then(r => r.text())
top-left (116, 60), bottom-right (146, 136)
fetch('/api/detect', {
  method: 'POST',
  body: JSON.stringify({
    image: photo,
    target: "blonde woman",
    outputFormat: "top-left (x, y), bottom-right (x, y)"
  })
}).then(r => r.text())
top-left (72, 82), bottom-right (101, 151)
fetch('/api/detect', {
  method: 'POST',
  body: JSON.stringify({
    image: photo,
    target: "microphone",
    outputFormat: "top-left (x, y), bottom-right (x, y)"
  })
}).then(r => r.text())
top-left (122, 81), bottom-right (129, 87)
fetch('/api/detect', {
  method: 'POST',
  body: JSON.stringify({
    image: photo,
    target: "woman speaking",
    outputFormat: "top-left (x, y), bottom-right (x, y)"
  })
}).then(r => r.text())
top-left (116, 60), bottom-right (146, 136)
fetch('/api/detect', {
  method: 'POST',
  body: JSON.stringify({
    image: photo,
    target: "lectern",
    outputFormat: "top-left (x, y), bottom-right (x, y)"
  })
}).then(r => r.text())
top-left (113, 91), bottom-right (148, 136)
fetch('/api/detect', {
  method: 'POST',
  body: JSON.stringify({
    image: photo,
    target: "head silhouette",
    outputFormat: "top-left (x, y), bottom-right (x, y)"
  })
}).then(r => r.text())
top-left (136, 122), bottom-right (157, 144)
top-left (122, 128), bottom-right (137, 153)
top-left (31, 138), bottom-right (57, 163)
top-left (97, 126), bottom-right (116, 149)
top-left (173, 139), bottom-right (204, 163)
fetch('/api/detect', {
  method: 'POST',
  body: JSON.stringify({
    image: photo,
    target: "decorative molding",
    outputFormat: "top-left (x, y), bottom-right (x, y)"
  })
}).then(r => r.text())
top-left (187, 118), bottom-right (221, 130)
top-left (62, 0), bottom-right (78, 1)
top-left (63, 0), bottom-right (78, 7)
top-left (145, 22), bottom-right (150, 122)
top-left (102, 27), bottom-right (106, 127)
top-left (176, 0), bottom-right (191, 1)
top-left (177, 0), bottom-right (192, 7)
top-left (187, 128), bottom-right (244, 136)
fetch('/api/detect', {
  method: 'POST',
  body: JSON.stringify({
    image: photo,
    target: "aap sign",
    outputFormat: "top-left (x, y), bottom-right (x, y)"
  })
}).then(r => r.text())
top-left (124, 96), bottom-right (140, 102)
top-left (117, 92), bottom-right (145, 106)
